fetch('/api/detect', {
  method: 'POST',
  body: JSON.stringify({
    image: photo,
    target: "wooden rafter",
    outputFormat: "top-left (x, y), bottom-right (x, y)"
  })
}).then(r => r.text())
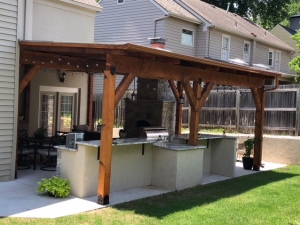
top-left (115, 73), bottom-right (135, 108)
top-left (19, 65), bottom-right (41, 94)
top-left (107, 55), bottom-right (265, 88)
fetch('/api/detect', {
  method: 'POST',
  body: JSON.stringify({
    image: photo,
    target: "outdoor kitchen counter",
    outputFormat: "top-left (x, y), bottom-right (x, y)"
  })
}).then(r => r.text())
top-left (56, 136), bottom-right (236, 198)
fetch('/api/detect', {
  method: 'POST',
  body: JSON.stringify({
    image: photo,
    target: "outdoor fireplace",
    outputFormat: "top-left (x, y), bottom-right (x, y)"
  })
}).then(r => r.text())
top-left (124, 78), bottom-right (176, 138)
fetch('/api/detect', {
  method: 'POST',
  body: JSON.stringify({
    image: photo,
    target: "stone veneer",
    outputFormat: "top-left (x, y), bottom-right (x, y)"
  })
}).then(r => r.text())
top-left (124, 99), bottom-right (176, 138)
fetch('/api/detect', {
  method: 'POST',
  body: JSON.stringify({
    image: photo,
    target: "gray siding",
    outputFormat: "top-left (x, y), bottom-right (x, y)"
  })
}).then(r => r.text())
top-left (94, 0), bottom-right (164, 45)
top-left (0, 0), bottom-right (17, 181)
top-left (208, 29), bottom-right (252, 60)
top-left (255, 42), bottom-right (291, 74)
top-left (195, 23), bottom-right (207, 57)
top-left (165, 17), bottom-right (197, 56)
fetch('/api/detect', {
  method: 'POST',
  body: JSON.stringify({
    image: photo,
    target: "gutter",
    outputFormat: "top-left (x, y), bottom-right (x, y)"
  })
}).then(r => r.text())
top-left (264, 76), bottom-right (278, 92)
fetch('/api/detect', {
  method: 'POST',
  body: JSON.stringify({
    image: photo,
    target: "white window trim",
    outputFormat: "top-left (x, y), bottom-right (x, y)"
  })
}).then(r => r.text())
top-left (117, 0), bottom-right (124, 4)
top-left (181, 28), bottom-right (194, 47)
top-left (268, 49), bottom-right (274, 68)
top-left (274, 50), bottom-right (281, 72)
top-left (243, 41), bottom-right (251, 63)
top-left (221, 35), bottom-right (231, 61)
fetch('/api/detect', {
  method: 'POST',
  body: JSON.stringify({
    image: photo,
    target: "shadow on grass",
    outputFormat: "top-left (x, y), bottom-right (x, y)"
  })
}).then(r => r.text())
top-left (113, 167), bottom-right (298, 219)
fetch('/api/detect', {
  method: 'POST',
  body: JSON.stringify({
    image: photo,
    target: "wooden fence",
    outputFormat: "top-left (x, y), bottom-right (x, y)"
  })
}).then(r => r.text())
top-left (94, 84), bottom-right (300, 136)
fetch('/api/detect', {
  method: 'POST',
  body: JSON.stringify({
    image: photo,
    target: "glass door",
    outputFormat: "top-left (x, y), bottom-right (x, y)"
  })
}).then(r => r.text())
top-left (40, 93), bottom-right (56, 136)
top-left (58, 93), bottom-right (76, 132)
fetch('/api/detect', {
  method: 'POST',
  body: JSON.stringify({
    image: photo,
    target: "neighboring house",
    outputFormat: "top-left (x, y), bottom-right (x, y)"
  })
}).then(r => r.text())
top-left (270, 14), bottom-right (300, 82)
top-left (95, 0), bottom-right (295, 85)
top-left (0, 0), bottom-right (101, 181)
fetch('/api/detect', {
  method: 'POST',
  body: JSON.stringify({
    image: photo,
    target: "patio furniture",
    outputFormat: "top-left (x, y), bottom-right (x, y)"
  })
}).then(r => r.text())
top-left (17, 129), bottom-right (34, 170)
top-left (37, 136), bottom-right (64, 171)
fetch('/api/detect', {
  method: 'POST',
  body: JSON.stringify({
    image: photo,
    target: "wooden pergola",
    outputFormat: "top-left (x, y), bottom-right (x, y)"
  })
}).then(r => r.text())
top-left (19, 41), bottom-right (280, 205)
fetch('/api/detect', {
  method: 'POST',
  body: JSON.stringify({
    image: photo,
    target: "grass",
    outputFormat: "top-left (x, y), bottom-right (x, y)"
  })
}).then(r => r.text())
top-left (2, 165), bottom-right (300, 225)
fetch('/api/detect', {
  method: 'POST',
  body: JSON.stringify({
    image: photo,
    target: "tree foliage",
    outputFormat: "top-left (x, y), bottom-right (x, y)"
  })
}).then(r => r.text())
top-left (202, 0), bottom-right (292, 30)
top-left (289, 31), bottom-right (300, 83)
top-left (281, 0), bottom-right (300, 27)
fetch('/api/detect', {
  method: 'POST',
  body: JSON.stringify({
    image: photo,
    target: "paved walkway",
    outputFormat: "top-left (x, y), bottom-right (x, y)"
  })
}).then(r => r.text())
top-left (0, 161), bottom-right (286, 218)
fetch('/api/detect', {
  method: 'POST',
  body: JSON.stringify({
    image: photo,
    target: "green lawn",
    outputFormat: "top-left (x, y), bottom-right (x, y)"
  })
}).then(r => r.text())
top-left (2, 165), bottom-right (300, 225)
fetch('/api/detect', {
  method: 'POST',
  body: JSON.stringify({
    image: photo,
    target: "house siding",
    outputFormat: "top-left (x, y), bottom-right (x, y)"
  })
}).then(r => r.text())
top-left (32, 0), bottom-right (95, 42)
top-left (255, 42), bottom-right (291, 74)
top-left (195, 23), bottom-right (207, 57)
top-left (0, 0), bottom-right (18, 181)
top-left (29, 70), bottom-right (89, 136)
top-left (94, 0), bottom-right (164, 45)
top-left (164, 17), bottom-right (197, 56)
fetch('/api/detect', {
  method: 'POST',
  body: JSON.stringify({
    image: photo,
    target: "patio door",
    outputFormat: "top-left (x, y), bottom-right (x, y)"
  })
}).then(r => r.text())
top-left (57, 93), bottom-right (76, 132)
top-left (40, 92), bottom-right (76, 135)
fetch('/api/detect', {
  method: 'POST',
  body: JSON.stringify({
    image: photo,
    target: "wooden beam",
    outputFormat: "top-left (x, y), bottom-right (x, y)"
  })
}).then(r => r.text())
top-left (115, 73), bottom-right (135, 108)
top-left (250, 87), bottom-right (265, 171)
top-left (175, 81), bottom-right (183, 135)
top-left (189, 81), bottom-right (201, 146)
top-left (182, 79), bottom-right (197, 111)
top-left (107, 55), bottom-right (265, 88)
top-left (97, 70), bottom-right (116, 205)
top-left (199, 82), bottom-right (214, 110)
top-left (19, 65), bottom-right (41, 94)
top-left (168, 80), bottom-right (180, 102)
top-left (87, 73), bottom-right (94, 130)
top-left (20, 50), bottom-right (106, 72)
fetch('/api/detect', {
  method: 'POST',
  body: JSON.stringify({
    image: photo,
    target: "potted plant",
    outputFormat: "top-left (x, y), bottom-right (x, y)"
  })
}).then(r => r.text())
top-left (119, 128), bottom-right (127, 138)
top-left (36, 176), bottom-right (71, 198)
top-left (34, 127), bottom-right (47, 139)
top-left (242, 138), bottom-right (255, 170)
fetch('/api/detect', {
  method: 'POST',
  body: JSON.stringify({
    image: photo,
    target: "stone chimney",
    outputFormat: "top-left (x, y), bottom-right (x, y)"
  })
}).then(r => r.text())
top-left (149, 37), bottom-right (165, 49)
top-left (290, 14), bottom-right (300, 31)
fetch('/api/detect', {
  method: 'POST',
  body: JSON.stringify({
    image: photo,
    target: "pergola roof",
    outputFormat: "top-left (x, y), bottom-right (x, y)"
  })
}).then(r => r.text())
top-left (19, 41), bottom-right (276, 204)
top-left (19, 41), bottom-right (280, 89)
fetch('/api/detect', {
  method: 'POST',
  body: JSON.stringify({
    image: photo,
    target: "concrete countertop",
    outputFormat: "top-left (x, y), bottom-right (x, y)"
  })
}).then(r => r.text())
top-left (153, 141), bottom-right (207, 151)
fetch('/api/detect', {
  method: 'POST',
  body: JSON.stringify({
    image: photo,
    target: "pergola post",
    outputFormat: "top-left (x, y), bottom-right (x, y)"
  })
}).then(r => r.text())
top-left (87, 73), bottom-right (94, 130)
top-left (251, 87), bottom-right (265, 171)
top-left (175, 81), bottom-right (183, 135)
top-left (97, 69), bottom-right (116, 205)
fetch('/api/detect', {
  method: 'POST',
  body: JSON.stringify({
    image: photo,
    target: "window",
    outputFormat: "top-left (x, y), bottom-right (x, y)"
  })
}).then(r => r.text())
top-left (274, 51), bottom-right (281, 72)
top-left (268, 49), bottom-right (274, 67)
top-left (181, 29), bottom-right (193, 46)
top-left (117, 0), bottom-right (124, 4)
top-left (243, 41), bottom-right (251, 63)
top-left (221, 35), bottom-right (230, 61)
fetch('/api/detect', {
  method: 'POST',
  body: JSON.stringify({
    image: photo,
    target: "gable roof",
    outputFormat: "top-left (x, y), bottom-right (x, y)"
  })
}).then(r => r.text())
top-left (152, 0), bottom-right (199, 23)
top-left (278, 24), bottom-right (297, 35)
top-left (154, 0), bottom-right (294, 52)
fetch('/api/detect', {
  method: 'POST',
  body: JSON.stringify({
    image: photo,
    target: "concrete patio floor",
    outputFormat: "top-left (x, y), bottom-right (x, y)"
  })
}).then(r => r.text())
top-left (0, 161), bottom-right (286, 219)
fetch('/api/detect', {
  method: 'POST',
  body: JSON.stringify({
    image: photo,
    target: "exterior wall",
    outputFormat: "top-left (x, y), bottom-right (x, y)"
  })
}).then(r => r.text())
top-left (208, 28), bottom-right (251, 61)
top-left (29, 70), bottom-right (88, 136)
top-left (94, 0), bottom-right (164, 45)
top-left (195, 23), bottom-right (207, 57)
top-left (164, 17), bottom-right (197, 56)
top-left (0, 0), bottom-right (20, 181)
top-left (255, 42), bottom-right (292, 74)
top-left (32, 0), bottom-right (95, 42)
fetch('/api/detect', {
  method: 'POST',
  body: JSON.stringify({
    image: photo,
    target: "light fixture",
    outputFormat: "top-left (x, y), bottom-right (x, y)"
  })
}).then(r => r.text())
top-left (131, 78), bottom-right (137, 101)
top-left (60, 72), bottom-right (67, 83)
top-left (179, 95), bottom-right (184, 104)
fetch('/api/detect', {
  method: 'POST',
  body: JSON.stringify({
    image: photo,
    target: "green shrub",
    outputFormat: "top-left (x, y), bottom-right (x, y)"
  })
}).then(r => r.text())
top-left (36, 176), bottom-right (71, 198)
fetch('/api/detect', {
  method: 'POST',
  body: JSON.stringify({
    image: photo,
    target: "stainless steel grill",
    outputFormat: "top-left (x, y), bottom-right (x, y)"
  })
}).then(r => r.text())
top-left (140, 127), bottom-right (169, 140)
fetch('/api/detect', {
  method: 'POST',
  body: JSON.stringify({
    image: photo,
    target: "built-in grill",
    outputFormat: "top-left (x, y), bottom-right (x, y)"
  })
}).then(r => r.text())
top-left (140, 127), bottom-right (169, 140)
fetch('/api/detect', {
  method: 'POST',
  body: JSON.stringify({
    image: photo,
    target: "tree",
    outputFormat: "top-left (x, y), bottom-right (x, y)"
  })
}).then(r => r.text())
top-left (201, 0), bottom-right (292, 30)
top-left (289, 31), bottom-right (300, 83)
top-left (281, 0), bottom-right (300, 27)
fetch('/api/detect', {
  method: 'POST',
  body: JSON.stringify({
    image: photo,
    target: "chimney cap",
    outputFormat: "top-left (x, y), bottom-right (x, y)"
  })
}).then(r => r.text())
top-left (148, 37), bottom-right (165, 44)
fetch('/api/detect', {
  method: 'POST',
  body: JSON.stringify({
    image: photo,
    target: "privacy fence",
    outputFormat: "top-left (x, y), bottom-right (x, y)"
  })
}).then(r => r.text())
top-left (94, 84), bottom-right (300, 136)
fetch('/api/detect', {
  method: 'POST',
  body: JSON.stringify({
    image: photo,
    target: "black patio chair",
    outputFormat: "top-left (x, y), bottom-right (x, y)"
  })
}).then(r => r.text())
top-left (37, 135), bottom-right (64, 171)
top-left (17, 129), bottom-right (34, 170)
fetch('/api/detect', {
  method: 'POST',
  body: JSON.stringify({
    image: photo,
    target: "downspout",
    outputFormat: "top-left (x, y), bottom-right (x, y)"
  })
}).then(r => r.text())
top-left (264, 76), bottom-right (279, 92)
top-left (153, 14), bottom-right (170, 37)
